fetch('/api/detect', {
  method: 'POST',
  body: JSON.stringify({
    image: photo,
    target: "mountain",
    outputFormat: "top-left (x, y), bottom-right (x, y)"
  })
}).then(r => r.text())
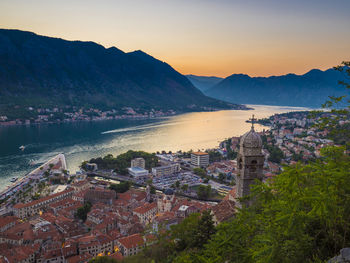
top-left (186, 75), bottom-right (223, 92)
top-left (205, 69), bottom-right (348, 107)
top-left (0, 29), bottom-right (241, 113)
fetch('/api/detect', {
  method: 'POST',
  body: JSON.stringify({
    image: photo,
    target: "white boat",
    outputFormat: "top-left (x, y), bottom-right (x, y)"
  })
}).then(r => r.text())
top-left (10, 177), bottom-right (18, 183)
top-left (19, 145), bottom-right (25, 151)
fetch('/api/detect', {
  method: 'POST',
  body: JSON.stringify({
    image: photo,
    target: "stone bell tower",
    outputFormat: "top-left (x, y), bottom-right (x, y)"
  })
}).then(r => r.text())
top-left (236, 115), bottom-right (264, 208)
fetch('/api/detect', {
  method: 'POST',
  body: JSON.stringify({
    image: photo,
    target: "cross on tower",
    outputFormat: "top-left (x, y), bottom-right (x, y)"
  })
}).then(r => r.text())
top-left (249, 114), bottom-right (257, 130)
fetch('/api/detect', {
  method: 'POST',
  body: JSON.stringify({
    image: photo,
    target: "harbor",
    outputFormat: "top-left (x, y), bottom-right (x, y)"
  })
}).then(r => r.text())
top-left (0, 153), bottom-right (67, 215)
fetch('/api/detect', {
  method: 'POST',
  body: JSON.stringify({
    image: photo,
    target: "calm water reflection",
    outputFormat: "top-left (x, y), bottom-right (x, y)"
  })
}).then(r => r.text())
top-left (0, 105), bottom-right (307, 190)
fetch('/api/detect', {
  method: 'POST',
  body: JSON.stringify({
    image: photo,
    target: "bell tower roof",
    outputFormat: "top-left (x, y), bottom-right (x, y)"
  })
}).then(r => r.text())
top-left (240, 128), bottom-right (262, 149)
top-left (240, 115), bottom-right (262, 149)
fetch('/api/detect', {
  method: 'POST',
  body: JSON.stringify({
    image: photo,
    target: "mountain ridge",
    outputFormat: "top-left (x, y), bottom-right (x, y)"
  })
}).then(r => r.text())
top-left (0, 28), bottom-right (241, 114)
top-left (186, 75), bottom-right (223, 92)
top-left (202, 68), bottom-right (348, 107)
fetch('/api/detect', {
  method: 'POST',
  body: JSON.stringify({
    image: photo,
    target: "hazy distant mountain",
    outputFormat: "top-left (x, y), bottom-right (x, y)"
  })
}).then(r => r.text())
top-left (186, 75), bottom-right (223, 92)
top-left (205, 69), bottom-right (348, 107)
top-left (0, 29), bottom-right (240, 112)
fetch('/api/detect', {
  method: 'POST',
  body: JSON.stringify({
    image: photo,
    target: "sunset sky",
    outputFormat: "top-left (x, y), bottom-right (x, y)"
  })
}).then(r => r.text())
top-left (1, 0), bottom-right (349, 77)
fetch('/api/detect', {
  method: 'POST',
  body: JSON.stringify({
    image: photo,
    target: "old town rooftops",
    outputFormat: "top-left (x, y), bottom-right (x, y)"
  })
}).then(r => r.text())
top-left (13, 188), bottom-right (74, 209)
top-left (118, 233), bottom-right (144, 249)
top-left (133, 202), bottom-right (157, 214)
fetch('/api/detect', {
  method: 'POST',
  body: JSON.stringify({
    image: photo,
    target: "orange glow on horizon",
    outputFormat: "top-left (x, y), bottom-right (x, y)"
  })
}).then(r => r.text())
top-left (0, 0), bottom-right (349, 78)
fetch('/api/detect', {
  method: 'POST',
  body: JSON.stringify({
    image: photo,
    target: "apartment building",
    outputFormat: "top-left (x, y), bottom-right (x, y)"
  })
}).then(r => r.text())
top-left (191, 152), bottom-right (209, 167)
top-left (152, 163), bottom-right (180, 177)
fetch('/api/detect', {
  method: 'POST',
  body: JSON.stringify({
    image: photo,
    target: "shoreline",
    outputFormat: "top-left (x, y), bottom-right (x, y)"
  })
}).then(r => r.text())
top-left (0, 105), bottom-right (309, 192)
top-left (0, 114), bottom-right (172, 128)
top-left (0, 106), bottom-right (253, 128)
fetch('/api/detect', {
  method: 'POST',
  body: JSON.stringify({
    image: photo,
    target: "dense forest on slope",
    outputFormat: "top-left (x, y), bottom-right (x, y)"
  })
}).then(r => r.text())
top-left (0, 29), bottom-right (238, 112)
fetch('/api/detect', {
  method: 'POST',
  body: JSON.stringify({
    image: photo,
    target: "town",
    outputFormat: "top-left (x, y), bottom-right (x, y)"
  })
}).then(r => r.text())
top-left (0, 111), bottom-right (344, 263)
top-left (0, 105), bottom-right (178, 126)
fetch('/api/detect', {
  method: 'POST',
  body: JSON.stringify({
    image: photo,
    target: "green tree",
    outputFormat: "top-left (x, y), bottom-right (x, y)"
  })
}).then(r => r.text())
top-left (193, 167), bottom-right (206, 177)
top-left (170, 211), bottom-right (216, 252)
top-left (194, 210), bottom-right (217, 248)
top-left (76, 202), bottom-right (92, 222)
top-left (109, 181), bottom-right (130, 194)
top-left (31, 193), bottom-right (40, 200)
top-left (84, 150), bottom-right (158, 174)
top-left (150, 186), bottom-right (156, 194)
top-left (197, 185), bottom-right (211, 199)
top-left (225, 138), bottom-right (238, 160)
top-left (218, 173), bottom-right (226, 182)
top-left (207, 150), bottom-right (224, 162)
top-left (266, 144), bottom-right (284, 163)
top-left (89, 256), bottom-right (118, 263)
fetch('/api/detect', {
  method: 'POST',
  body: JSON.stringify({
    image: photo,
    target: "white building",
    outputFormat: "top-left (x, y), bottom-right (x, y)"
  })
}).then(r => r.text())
top-left (152, 163), bottom-right (180, 177)
top-left (128, 167), bottom-right (149, 178)
top-left (191, 152), bottom-right (209, 167)
top-left (131, 158), bottom-right (145, 169)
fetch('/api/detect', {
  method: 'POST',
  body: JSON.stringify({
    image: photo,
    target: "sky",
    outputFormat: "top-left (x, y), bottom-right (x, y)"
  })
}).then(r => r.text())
top-left (0, 0), bottom-right (349, 77)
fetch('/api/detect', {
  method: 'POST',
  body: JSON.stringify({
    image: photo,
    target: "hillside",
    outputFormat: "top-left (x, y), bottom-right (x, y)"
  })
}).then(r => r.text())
top-left (0, 29), bottom-right (240, 115)
top-left (186, 75), bottom-right (223, 92)
top-left (205, 69), bottom-right (348, 107)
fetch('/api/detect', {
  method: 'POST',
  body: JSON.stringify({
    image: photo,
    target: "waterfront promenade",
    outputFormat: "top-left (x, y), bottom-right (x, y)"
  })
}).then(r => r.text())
top-left (0, 154), bottom-right (67, 214)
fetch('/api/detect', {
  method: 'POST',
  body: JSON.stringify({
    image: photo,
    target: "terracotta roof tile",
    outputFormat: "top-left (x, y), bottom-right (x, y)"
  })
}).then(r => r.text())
top-left (133, 202), bottom-right (157, 215)
top-left (192, 152), bottom-right (209, 156)
top-left (118, 233), bottom-right (144, 249)
top-left (13, 189), bottom-right (74, 209)
top-left (211, 200), bottom-right (236, 223)
top-left (0, 216), bottom-right (19, 229)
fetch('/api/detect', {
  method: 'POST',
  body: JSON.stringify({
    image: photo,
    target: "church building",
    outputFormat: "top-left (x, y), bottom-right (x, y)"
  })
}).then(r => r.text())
top-left (211, 115), bottom-right (265, 224)
top-left (236, 115), bottom-right (265, 208)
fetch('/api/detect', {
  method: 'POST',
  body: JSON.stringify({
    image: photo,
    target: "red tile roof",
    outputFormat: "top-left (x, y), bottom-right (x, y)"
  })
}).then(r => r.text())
top-left (108, 229), bottom-right (122, 240)
top-left (133, 202), bottom-right (157, 215)
top-left (211, 200), bottom-right (236, 223)
top-left (66, 253), bottom-right (93, 263)
top-left (13, 189), bottom-right (74, 209)
top-left (118, 233), bottom-right (144, 249)
top-left (192, 152), bottom-right (209, 156)
top-left (0, 216), bottom-right (18, 228)
top-left (72, 180), bottom-right (89, 187)
top-left (118, 190), bottom-right (146, 202)
top-left (0, 244), bottom-right (39, 263)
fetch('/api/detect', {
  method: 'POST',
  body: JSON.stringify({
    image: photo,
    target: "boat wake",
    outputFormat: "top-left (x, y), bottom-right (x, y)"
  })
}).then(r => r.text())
top-left (101, 120), bottom-right (189, 135)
